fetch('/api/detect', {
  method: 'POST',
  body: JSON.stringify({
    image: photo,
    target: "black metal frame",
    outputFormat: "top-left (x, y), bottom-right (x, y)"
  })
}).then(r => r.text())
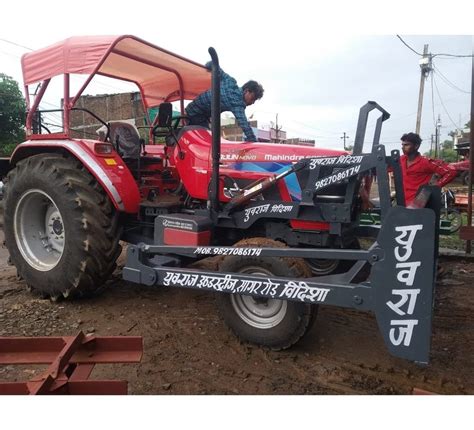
top-left (122, 47), bottom-right (442, 364)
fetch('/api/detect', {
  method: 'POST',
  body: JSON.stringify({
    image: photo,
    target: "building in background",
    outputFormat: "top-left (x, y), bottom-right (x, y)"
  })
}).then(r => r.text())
top-left (68, 93), bottom-right (315, 146)
top-left (285, 138), bottom-right (315, 147)
top-left (69, 92), bottom-right (146, 139)
top-left (455, 127), bottom-right (471, 158)
top-left (221, 118), bottom-right (315, 145)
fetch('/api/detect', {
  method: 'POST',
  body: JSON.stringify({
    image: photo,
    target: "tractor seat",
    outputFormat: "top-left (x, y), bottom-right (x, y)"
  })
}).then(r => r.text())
top-left (99, 121), bottom-right (142, 160)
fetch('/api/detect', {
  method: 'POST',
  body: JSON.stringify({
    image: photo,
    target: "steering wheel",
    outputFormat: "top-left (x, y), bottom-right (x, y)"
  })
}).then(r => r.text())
top-left (152, 115), bottom-right (190, 137)
top-left (70, 108), bottom-right (110, 141)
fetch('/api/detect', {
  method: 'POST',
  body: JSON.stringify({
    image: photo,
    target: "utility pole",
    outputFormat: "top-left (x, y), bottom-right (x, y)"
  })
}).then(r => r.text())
top-left (416, 44), bottom-right (432, 134)
top-left (273, 114), bottom-right (283, 143)
top-left (430, 134), bottom-right (434, 156)
top-left (434, 115), bottom-right (441, 158)
top-left (465, 38), bottom-right (474, 254)
top-left (341, 132), bottom-right (350, 150)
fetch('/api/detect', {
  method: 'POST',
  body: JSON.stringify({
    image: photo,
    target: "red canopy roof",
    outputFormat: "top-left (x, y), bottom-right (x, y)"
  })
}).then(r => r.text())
top-left (21, 35), bottom-right (211, 107)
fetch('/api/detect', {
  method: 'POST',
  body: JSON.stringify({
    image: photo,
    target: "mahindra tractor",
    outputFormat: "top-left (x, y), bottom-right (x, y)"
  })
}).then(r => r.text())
top-left (0, 36), bottom-right (441, 364)
top-left (449, 159), bottom-right (471, 185)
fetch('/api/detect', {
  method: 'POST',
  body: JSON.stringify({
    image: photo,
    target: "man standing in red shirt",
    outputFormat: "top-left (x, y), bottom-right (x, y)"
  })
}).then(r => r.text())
top-left (400, 132), bottom-right (456, 205)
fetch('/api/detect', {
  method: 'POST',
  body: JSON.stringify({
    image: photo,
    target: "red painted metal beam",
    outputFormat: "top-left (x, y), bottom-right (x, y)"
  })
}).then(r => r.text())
top-left (0, 334), bottom-right (143, 364)
top-left (0, 333), bottom-right (143, 395)
top-left (412, 387), bottom-right (437, 395)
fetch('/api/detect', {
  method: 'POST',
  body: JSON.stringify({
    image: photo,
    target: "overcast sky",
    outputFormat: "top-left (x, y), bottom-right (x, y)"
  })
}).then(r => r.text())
top-left (1, 0), bottom-right (473, 155)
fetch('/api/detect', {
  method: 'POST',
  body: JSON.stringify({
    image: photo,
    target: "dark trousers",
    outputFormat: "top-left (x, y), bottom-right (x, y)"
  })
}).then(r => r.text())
top-left (187, 113), bottom-right (210, 129)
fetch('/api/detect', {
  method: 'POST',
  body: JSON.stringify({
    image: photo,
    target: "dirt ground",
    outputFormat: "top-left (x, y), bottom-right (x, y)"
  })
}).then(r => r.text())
top-left (0, 230), bottom-right (473, 395)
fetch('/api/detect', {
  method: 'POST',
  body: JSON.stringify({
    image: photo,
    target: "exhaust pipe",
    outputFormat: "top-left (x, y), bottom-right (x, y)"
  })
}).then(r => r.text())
top-left (208, 47), bottom-right (220, 218)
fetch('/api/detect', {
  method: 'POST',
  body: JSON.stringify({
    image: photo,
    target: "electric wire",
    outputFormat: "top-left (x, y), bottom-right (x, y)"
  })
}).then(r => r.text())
top-left (430, 72), bottom-right (437, 129)
top-left (396, 35), bottom-right (474, 58)
top-left (432, 73), bottom-right (461, 131)
top-left (0, 38), bottom-right (33, 51)
top-left (396, 35), bottom-right (423, 56)
top-left (432, 64), bottom-right (470, 94)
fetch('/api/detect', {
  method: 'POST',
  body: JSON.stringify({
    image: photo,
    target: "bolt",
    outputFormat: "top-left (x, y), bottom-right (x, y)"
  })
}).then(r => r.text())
top-left (353, 296), bottom-right (363, 305)
top-left (148, 273), bottom-right (155, 283)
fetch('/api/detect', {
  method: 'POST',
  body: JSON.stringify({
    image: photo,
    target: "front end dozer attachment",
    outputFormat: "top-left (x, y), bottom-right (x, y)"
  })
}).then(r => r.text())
top-left (124, 189), bottom-right (439, 364)
top-left (371, 204), bottom-right (436, 364)
top-left (122, 97), bottom-right (440, 364)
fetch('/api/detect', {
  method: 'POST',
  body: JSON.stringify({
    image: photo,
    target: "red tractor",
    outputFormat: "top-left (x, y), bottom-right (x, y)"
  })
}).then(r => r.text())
top-left (1, 36), bottom-right (441, 364)
top-left (449, 159), bottom-right (471, 185)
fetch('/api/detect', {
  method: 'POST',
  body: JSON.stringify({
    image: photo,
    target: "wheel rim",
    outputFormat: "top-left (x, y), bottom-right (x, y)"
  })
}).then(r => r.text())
top-left (441, 210), bottom-right (463, 233)
top-left (13, 189), bottom-right (65, 271)
top-left (230, 266), bottom-right (287, 329)
top-left (306, 258), bottom-right (339, 276)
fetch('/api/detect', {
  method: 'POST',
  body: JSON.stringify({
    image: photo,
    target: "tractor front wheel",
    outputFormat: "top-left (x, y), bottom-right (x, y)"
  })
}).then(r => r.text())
top-left (3, 154), bottom-right (122, 299)
top-left (215, 238), bottom-right (317, 350)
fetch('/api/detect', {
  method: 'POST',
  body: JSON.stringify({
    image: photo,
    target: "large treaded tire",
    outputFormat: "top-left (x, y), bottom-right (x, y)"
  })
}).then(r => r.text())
top-left (216, 238), bottom-right (317, 350)
top-left (306, 238), bottom-right (360, 276)
top-left (461, 171), bottom-right (471, 186)
top-left (3, 153), bottom-right (122, 299)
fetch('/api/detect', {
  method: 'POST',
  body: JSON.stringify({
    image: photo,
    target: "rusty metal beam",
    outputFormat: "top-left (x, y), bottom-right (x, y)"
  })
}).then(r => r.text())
top-left (460, 226), bottom-right (474, 241)
top-left (412, 387), bottom-right (437, 395)
top-left (0, 334), bottom-right (143, 364)
top-left (0, 380), bottom-right (129, 395)
top-left (68, 363), bottom-right (95, 381)
top-left (0, 332), bottom-right (143, 395)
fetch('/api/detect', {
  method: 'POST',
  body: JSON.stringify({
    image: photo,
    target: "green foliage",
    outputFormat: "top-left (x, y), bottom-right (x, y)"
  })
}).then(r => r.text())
top-left (0, 73), bottom-right (26, 156)
top-left (441, 139), bottom-right (453, 150)
top-left (424, 139), bottom-right (459, 163)
top-left (439, 148), bottom-right (458, 163)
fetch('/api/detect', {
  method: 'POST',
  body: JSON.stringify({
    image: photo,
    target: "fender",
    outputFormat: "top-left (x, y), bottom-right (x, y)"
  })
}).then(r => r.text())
top-left (10, 139), bottom-right (140, 213)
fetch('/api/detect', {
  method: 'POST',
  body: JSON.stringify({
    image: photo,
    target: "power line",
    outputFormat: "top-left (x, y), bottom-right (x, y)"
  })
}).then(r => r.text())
top-left (432, 53), bottom-right (474, 59)
top-left (430, 72), bottom-right (436, 129)
top-left (252, 110), bottom-right (342, 136)
top-left (286, 119), bottom-right (342, 136)
top-left (396, 35), bottom-right (474, 58)
top-left (0, 49), bottom-right (22, 59)
top-left (432, 64), bottom-right (470, 94)
top-left (396, 35), bottom-right (423, 56)
top-left (432, 73), bottom-right (460, 131)
top-left (0, 38), bottom-right (33, 51)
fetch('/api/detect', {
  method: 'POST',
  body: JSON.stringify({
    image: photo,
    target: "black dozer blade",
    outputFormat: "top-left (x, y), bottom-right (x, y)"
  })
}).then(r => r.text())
top-left (371, 205), bottom-right (436, 364)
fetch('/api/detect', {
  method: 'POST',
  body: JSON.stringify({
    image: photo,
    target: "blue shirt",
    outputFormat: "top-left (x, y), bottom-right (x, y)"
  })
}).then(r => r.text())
top-left (185, 64), bottom-right (257, 142)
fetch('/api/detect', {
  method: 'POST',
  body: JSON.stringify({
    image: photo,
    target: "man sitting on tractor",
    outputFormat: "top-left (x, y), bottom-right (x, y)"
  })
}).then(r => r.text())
top-left (185, 62), bottom-right (264, 142)
top-left (400, 132), bottom-right (456, 205)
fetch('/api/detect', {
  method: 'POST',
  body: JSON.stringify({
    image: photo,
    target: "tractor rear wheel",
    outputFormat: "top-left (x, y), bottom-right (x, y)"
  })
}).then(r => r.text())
top-left (215, 238), bottom-right (317, 350)
top-left (3, 154), bottom-right (122, 299)
top-left (461, 171), bottom-right (471, 186)
top-left (306, 238), bottom-right (360, 276)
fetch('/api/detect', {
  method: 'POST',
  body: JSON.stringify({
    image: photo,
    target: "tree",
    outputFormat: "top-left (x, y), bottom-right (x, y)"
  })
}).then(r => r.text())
top-left (424, 139), bottom-right (458, 162)
top-left (0, 73), bottom-right (26, 156)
